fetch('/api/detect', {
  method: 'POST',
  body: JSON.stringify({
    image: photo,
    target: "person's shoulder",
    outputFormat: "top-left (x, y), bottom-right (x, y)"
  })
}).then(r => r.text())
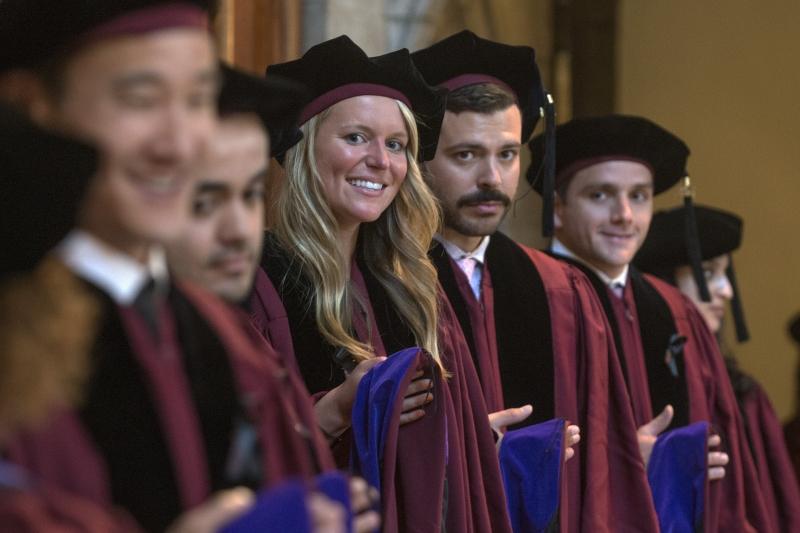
top-left (640, 272), bottom-right (696, 319)
top-left (490, 232), bottom-right (575, 289)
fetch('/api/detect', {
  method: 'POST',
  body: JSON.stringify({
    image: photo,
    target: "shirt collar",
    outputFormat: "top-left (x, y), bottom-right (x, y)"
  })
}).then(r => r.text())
top-left (550, 237), bottom-right (629, 288)
top-left (434, 234), bottom-right (491, 265)
top-left (56, 229), bottom-right (169, 305)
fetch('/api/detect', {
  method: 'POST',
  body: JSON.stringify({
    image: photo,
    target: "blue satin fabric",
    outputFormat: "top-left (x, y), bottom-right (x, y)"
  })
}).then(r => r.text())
top-left (498, 418), bottom-right (565, 533)
top-left (647, 421), bottom-right (709, 533)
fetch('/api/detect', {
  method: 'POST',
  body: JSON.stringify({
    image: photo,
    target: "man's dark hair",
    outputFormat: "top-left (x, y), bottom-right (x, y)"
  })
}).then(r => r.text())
top-left (445, 82), bottom-right (517, 115)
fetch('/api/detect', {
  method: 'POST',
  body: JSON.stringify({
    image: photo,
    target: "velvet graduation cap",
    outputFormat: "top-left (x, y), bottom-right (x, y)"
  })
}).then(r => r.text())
top-left (411, 30), bottom-right (557, 236)
top-left (0, 0), bottom-right (214, 73)
top-left (218, 64), bottom-right (311, 158)
top-left (0, 104), bottom-right (98, 277)
top-left (265, 35), bottom-right (446, 162)
top-left (635, 205), bottom-right (749, 342)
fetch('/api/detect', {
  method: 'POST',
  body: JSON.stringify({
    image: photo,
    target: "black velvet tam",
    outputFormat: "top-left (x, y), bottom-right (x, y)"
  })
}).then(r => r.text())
top-left (635, 205), bottom-right (743, 274)
top-left (266, 35), bottom-right (446, 162)
top-left (0, 0), bottom-right (214, 73)
top-left (218, 64), bottom-right (310, 158)
top-left (411, 29), bottom-right (545, 142)
top-left (0, 104), bottom-right (98, 277)
top-left (528, 114), bottom-right (690, 195)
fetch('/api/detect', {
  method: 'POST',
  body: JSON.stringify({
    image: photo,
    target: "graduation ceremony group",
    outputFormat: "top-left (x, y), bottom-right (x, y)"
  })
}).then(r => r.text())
top-left (3, 1), bottom-right (800, 532)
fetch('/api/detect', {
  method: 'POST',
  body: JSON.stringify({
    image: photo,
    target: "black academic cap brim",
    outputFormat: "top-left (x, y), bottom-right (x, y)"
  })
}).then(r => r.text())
top-left (218, 64), bottom-right (310, 157)
top-left (0, 104), bottom-right (98, 277)
top-left (0, 0), bottom-right (214, 73)
top-left (634, 205), bottom-right (743, 274)
top-left (528, 114), bottom-right (689, 195)
top-left (411, 29), bottom-right (545, 142)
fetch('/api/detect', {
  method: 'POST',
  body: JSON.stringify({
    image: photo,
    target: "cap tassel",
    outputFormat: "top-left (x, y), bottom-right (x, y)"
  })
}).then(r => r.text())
top-left (541, 92), bottom-right (556, 237)
top-left (681, 176), bottom-right (711, 302)
top-left (726, 258), bottom-right (750, 342)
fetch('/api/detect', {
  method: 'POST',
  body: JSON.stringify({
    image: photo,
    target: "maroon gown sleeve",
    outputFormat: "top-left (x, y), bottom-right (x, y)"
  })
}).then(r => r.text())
top-left (740, 382), bottom-right (800, 531)
top-left (527, 248), bottom-right (660, 533)
top-left (0, 485), bottom-right (142, 533)
top-left (646, 275), bottom-right (770, 533)
top-left (435, 291), bottom-right (513, 533)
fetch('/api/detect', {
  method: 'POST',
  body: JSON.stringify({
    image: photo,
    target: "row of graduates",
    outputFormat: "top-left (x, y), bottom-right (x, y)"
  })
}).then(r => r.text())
top-left (1, 0), bottom-right (799, 531)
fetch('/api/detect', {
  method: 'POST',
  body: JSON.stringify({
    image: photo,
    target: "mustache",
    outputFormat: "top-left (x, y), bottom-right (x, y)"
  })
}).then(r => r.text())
top-left (207, 244), bottom-right (256, 268)
top-left (457, 189), bottom-right (511, 208)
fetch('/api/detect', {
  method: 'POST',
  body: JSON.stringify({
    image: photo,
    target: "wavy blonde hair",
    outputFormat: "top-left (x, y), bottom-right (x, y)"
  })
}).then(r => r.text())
top-left (271, 100), bottom-right (443, 367)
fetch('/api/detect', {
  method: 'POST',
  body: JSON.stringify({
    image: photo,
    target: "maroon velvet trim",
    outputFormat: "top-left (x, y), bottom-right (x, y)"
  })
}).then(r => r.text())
top-left (299, 83), bottom-right (411, 124)
top-left (439, 74), bottom-right (517, 102)
top-left (78, 3), bottom-right (208, 45)
top-left (556, 155), bottom-right (655, 188)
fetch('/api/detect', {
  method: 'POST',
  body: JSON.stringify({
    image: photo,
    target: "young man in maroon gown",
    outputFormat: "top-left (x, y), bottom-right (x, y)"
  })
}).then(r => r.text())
top-left (0, 2), bottom-right (343, 531)
top-left (412, 30), bottom-right (658, 533)
top-left (531, 114), bottom-right (772, 532)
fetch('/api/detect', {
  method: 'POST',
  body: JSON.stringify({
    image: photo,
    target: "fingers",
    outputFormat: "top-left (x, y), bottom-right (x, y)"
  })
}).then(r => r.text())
top-left (488, 404), bottom-right (533, 430)
top-left (399, 377), bottom-right (434, 426)
top-left (709, 466), bottom-right (726, 481)
top-left (307, 493), bottom-right (346, 533)
top-left (638, 405), bottom-right (674, 438)
top-left (167, 487), bottom-right (254, 533)
top-left (708, 451), bottom-right (729, 467)
top-left (565, 447), bottom-right (575, 461)
top-left (353, 511), bottom-right (381, 533)
top-left (565, 424), bottom-right (581, 446)
top-left (350, 477), bottom-right (381, 533)
top-left (349, 477), bottom-right (373, 514)
top-left (707, 433), bottom-right (721, 448)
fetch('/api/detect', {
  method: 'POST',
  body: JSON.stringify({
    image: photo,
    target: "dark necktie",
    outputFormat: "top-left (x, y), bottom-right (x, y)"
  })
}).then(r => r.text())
top-left (133, 278), bottom-right (161, 339)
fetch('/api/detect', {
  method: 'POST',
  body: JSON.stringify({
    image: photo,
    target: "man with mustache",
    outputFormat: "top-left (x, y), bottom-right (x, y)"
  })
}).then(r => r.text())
top-left (413, 31), bottom-right (660, 532)
top-left (530, 114), bottom-right (771, 532)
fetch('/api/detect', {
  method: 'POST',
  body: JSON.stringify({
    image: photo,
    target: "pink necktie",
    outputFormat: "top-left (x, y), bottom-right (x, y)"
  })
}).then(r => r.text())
top-left (457, 256), bottom-right (480, 298)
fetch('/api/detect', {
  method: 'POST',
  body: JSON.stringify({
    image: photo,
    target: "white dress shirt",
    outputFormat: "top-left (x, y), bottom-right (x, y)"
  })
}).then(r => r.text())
top-left (57, 229), bottom-right (168, 305)
top-left (435, 234), bottom-right (491, 300)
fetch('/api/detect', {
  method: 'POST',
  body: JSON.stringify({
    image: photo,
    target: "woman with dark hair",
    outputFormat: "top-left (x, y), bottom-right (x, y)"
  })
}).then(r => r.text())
top-left (635, 204), bottom-right (800, 532)
top-left (254, 36), bottom-right (511, 532)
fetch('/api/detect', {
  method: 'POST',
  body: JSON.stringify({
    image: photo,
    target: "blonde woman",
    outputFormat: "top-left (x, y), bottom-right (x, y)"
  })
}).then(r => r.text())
top-left (253, 36), bottom-right (511, 532)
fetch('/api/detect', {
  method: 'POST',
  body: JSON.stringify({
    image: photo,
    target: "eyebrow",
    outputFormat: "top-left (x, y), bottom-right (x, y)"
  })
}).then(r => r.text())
top-left (339, 122), bottom-right (408, 139)
top-left (195, 181), bottom-right (229, 195)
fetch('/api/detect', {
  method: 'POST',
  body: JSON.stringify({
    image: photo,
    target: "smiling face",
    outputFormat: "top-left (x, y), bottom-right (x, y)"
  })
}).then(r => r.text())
top-left (39, 28), bottom-right (219, 259)
top-left (313, 95), bottom-right (409, 235)
top-left (675, 254), bottom-right (733, 334)
top-left (167, 114), bottom-right (269, 303)
top-left (554, 160), bottom-right (654, 278)
top-left (425, 106), bottom-right (522, 251)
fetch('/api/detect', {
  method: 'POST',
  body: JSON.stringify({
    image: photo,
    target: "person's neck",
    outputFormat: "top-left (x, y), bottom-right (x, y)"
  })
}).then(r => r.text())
top-left (440, 227), bottom-right (485, 253)
top-left (336, 223), bottom-right (360, 270)
top-left (78, 221), bottom-right (150, 265)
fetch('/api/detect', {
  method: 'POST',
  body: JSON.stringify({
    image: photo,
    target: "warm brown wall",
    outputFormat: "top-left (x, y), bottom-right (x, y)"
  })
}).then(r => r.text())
top-left (618, 1), bottom-right (800, 419)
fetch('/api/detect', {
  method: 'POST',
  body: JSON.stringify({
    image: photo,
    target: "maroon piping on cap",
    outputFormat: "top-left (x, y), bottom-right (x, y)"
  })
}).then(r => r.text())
top-left (298, 83), bottom-right (412, 125)
top-left (439, 74), bottom-right (518, 102)
top-left (79, 2), bottom-right (208, 45)
top-left (555, 155), bottom-right (654, 188)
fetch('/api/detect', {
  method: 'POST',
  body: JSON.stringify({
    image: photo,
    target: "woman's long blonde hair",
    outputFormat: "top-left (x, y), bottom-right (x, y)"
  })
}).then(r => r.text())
top-left (271, 99), bottom-right (443, 367)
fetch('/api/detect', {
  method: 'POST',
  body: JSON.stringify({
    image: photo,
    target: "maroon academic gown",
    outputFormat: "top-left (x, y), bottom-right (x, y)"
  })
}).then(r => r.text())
top-left (558, 257), bottom-right (772, 533)
top-left (0, 480), bottom-right (142, 532)
top-left (256, 235), bottom-right (511, 533)
top-left (738, 379), bottom-right (800, 531)
top-left (4, 280), bottom-right (334, 532)
top-left (431, 234), bottom-right (658, 533)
